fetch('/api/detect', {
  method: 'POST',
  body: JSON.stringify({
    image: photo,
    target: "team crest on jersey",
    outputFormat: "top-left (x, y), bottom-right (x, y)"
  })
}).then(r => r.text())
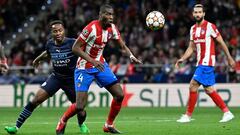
top-left (82, 29), bottom-right (89, 36)
top-left (201, 29), bottom-right (205, 35)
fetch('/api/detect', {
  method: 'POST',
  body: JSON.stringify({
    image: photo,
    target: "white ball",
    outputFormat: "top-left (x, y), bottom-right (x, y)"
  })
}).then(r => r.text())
top-left (146, 11), bottom-right (165, 30)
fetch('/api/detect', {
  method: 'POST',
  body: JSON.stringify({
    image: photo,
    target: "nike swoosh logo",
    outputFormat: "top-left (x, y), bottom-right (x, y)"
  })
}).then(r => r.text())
top-left (96, 35), bottom-right (101, 38)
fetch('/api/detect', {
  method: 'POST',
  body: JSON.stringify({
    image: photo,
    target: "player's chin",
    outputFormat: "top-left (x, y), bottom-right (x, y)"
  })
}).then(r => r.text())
top-left (103, 23), bottom-right (111, 28)
top-left (56, 37), bottom-right (63, 42)
top-left (107, 20), bottom-right (113, 25)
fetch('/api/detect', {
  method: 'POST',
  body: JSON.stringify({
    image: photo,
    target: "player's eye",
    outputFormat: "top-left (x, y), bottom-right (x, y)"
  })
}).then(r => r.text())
top-left (106, 12), bottom-right (112, 16)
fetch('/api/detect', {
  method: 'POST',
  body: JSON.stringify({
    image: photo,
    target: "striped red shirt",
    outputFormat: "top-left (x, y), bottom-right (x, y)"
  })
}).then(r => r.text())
top-left (190, 20), bottom-right (220, 66)
top-left (76, 20), bottom-right (121, 69)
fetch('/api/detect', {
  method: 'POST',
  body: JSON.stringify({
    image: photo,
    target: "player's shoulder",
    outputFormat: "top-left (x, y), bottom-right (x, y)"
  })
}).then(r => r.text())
top-left (44, 38), bottom-right (54, 50)
top-left (46, 38), bottom-right (54, 46)
top-left (110, 23), bottom-right (118, 29)
top-left (82, 20), bottom-right (98, 34)
top-left (91, 20), bottom-right (99, 24)
top-left (65, 37), bottom-right (76, 42)
top-left (64, 37), bottom-right (76, 47)
top-left (86, 20), bottom-right (98, 27)
top-left (205, 21), bottom-right (218, 30)
top-left (190, 25), bottom-right (195, 32)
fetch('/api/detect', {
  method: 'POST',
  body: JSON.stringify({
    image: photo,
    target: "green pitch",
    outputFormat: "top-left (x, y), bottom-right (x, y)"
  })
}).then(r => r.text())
top-left (0, 107), bottom-right (239, 135)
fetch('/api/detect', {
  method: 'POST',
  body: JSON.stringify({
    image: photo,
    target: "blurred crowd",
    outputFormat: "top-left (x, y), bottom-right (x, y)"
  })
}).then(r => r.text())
top-left (0, 0), bottom-right (45, 41)
top-left (0, 0), bottom-right (240, 84)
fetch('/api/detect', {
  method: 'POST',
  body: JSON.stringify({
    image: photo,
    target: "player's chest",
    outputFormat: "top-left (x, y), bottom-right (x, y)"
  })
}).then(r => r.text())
top-left (192, 27), bottom-right (210, 39)
top-left (49, 46), bottom-right (72, 59)
top-left (93, 29), bottom-right (113, 45)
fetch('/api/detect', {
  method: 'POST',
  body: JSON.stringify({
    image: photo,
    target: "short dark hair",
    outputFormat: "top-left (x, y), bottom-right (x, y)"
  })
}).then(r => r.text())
top-left (49, 20), bottom-right (64, 28)
top-left (193, 4), bottom-right (205, 12)
top-left (99, 4), bottom-right (113, 14)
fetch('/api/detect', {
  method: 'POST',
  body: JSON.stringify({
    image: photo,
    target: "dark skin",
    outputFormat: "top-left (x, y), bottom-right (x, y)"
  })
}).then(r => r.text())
top-left (72, 7), bottom-right (142, 112)
top-left (31, 23), bottom-right (65, 106)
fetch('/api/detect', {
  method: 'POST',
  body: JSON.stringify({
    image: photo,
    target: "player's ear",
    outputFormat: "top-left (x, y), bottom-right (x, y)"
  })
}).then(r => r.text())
top-left (99, 12), bottom-right (103, 19)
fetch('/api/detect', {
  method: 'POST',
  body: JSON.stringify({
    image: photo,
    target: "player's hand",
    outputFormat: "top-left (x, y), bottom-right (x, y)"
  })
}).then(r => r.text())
top-left (130, 55), bottom-right (142, 64)
top-left (32, 59), bottom-right (41, 68)
top-left (175, 58), bottom-right (184, 69)
top-left (0, 63), bottom-right (9, 74)
top-left (92, 60), bottom-right (104, 71)
top-left (227, 57), bottom-right (236, 69)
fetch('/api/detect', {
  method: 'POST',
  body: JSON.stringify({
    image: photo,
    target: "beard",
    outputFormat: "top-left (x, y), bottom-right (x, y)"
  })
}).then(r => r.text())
top-left (194, 16), bottom-right (204, 23)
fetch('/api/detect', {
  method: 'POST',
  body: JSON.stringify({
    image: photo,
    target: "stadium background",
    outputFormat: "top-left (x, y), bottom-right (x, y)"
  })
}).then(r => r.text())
top-left (0, 0), bottom-right (239, 135)
top-left (0, 0), bottom-right (239, 84)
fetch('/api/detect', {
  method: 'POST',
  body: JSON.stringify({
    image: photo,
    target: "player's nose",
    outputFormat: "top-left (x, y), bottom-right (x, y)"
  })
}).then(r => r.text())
top-left (109, 15), bottom-right (113, 20)
top-left (56, 31), bottom-right (62, 35)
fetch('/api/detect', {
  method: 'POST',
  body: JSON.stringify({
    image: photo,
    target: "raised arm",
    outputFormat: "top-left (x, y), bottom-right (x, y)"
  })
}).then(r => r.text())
top-left (215, 35), bottom-right (235, 68)
top-left (175, 40), bottom-right (195, 69)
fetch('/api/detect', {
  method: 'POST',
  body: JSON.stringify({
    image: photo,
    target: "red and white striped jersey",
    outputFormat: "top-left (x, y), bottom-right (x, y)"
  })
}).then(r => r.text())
top-left (76, 20), bottom-right (121, 69)
top-left (190, 20), bottom-right (220, 66)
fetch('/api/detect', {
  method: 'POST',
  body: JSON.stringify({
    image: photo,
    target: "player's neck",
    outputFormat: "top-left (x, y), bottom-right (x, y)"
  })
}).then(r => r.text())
top-left (55, 37), bottom-right (65, 45)
top-left (196, 19), bottom-right (205, 26)
top-left (99, 20), bottom-right (108, 30)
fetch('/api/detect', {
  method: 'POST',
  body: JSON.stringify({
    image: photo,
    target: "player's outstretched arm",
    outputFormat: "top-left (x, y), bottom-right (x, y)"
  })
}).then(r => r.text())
top-left (72, 39), bottom-right (104, 71)
top-left (175, 41), bottom-right (194, 69)
top-left (32, 51), bottom-right (50, 68)
top-left (215, 35), bottom-right (236, 68)
top-left (114, 38), bottom-right (142, 64)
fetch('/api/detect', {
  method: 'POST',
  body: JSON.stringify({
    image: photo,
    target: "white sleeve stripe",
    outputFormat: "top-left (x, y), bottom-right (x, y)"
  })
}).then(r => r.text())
top-left (111, 24), bottom-right (119, 39)
top-left (190, 26), bottom-right (194, 40)
top-left (85, 24), bottom-right (96, 43)
top-left (209, 23), bottom-right (217, 38)
top-left (80, 34), bottom-right (86, 40)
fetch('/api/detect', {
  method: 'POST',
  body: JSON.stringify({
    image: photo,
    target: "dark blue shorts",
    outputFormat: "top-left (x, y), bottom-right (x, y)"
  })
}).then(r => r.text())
top-left (74, 62), bottom-right (118, 92)
top-left (40, 73), bottom-right (76, 103)
top-left (193, 65), bottom-right (215, 87)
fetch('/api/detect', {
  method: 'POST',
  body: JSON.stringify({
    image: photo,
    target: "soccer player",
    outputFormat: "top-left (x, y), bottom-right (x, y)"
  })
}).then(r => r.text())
top-left (55, 4), bottom-right (142, 134)
top-left (175, 4), bottom-right (236, 123)
top-left (0, 41), bottom-right (9, 73)
top-left (5, 20), bottom-right (89, 134)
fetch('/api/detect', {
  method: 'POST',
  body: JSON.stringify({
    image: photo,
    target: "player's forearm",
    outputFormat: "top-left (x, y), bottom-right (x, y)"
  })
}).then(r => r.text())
top-left (180, 41), bottom-right (195, 61)
top-left (34, 51), bottom-right (49, 62)
top-left (181, 47), bottom-right (194, 60)
top-left (216, 36), bottom-right (233, 60)
top-left (122, 45), bottom-right (133, 57)
top-left (118, 39), bottom-right (134, 57)
top-left (220, 43), bottom-right (233, 59)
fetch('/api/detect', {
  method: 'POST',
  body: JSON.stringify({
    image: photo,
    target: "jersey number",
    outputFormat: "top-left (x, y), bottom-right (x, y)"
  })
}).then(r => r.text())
top-left (78, 73), bottom-right (83, 82)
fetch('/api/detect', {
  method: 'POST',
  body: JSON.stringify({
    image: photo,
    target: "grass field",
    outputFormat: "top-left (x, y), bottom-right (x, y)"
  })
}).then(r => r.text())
top-left (0, 107), bottom-right (239, 135)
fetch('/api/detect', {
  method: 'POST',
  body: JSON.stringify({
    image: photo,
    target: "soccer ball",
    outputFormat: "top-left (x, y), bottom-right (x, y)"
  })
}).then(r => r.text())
top-left (146, 11), bottom-right (165, 30)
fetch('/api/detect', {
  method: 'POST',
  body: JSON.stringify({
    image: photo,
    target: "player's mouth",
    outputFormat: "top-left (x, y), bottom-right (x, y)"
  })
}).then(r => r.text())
top-left (56, 36), bottom-right (62, 40)
top-left (108, 19), bottom-right (113, 24)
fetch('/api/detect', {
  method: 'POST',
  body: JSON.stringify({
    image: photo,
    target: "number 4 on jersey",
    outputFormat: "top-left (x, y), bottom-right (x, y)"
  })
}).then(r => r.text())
top-left (78, 73), bottom-right (83, 82)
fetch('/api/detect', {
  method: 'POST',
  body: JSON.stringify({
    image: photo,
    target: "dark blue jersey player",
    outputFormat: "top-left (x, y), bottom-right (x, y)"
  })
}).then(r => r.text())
top-left (5, 20), bottom-right (89, 134)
